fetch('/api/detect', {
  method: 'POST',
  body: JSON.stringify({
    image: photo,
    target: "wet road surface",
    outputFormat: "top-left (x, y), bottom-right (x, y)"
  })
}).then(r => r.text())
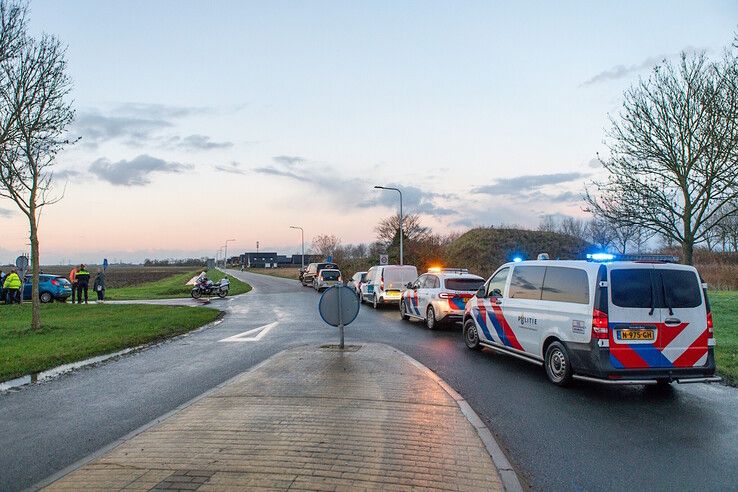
top-left (1, 270), bottom-right (736, 490)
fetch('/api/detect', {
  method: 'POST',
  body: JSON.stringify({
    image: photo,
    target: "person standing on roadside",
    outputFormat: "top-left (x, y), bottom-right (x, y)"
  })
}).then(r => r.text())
top-left (93, 267), bottom-right (105, 303)
top-left (75, 264), bottom-right (90, 304)
top-left (0, 270), bottom-right (5, 305)
top-left (3, 269), bottom-right (21, 304)
top-left (69, 265), bottom-right (78, 304)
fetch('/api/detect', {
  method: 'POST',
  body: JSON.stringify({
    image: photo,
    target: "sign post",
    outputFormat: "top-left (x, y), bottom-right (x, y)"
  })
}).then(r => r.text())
top-left (318, 286), bottom-right (360, 349)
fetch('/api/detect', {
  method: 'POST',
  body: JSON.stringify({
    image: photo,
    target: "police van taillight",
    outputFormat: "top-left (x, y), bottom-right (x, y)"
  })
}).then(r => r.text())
top-left (707, 311), bottom-right (714, 338)
top-left (592, 309), bottom-right (609, 339)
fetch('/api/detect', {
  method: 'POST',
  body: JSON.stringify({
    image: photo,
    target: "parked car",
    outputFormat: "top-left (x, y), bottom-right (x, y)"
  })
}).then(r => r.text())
top-left (361, 265), bottom-right (418, 309)
top-left (313, 268), bottom-right (342, 292)
top-left (401, 268), bottom-right (484, 329)
top-left (22, 274), bottom-right (72, 303)
top-left (462, 254), bottom-right (720, 387)
top-left (301, 262), bottom-right (339, 287)
top-left (348, 271), bottom-right (367, 297)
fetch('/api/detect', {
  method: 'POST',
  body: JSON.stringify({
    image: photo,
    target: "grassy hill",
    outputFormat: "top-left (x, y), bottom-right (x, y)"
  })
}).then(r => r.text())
top-left (445, 227), bottom-right (591, 278)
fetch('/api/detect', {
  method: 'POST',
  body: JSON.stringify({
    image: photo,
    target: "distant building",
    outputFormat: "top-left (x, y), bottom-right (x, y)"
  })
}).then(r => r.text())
top-left (240, 252), bottom-right (279, 268)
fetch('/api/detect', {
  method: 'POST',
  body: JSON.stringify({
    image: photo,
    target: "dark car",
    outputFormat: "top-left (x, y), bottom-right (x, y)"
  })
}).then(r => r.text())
top-left (22, 274), bottom-right (72, 303)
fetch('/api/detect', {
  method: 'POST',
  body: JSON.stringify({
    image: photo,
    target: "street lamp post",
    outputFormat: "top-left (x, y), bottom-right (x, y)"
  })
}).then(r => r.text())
top-left (374, 186), bottom-right (403, 265)
top-left (290, 226), bottom-right (305, 269)
top-left (224, 239), bottom-right (235, 269)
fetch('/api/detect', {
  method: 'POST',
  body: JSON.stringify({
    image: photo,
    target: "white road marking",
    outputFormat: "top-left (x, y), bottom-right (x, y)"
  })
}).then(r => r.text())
top-left (219, 322), bottom-right (278, 342)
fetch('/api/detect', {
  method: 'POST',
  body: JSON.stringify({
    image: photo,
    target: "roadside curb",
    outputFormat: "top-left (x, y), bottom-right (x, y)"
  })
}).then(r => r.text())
top-left (395, 347), bottom-right (525, 492)
top-left (27, 350), bottom-right (284, 492)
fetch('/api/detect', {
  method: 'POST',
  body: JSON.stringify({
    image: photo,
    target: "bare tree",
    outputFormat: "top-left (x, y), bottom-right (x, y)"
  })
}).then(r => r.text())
top-left (375, 213), bottom-right (429, 245)
top-left (559, 216), bottom-right (587, 241)
top-left (310, 234), bottom-right (341, 259)
top-left (585, 47), bottom-right (738, 265)
top-left (0, 0), bottom-right (75, 330)
top-left (538, 214), bottom-right (558, 232)
top-left (586, 218), bottom-right (616, 251)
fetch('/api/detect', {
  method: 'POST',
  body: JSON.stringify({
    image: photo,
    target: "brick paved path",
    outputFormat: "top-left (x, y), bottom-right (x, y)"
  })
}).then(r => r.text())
top-left (44, 344), bottom-right (502, 491)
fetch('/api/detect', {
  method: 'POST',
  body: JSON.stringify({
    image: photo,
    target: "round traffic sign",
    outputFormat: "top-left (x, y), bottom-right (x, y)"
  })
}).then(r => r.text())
top-left (15, 255), bottom-right (28, 269)
top-left (318, 286), bottom-right (360, 327)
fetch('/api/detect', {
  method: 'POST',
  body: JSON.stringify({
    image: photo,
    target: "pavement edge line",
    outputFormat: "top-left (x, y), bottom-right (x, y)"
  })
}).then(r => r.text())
top-left (26, 350), bottom-right (285, 492)
top-left (393, 347), bottom-right (525, 492)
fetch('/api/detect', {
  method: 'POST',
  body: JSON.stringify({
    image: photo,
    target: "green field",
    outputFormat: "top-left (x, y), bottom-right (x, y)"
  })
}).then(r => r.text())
top-left (0, 304), bottom-right (220, 381)
top-left (712, 291), bottom-right (737, 385)
top-left (105, 269), bottom-right (251, 300)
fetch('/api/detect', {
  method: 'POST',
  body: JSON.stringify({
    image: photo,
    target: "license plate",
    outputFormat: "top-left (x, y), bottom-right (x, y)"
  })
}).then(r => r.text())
top-left (618, 329), bottom-right (655, 341)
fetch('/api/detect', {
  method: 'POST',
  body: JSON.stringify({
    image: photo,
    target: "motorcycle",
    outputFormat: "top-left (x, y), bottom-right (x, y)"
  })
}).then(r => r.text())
top-left (191, 277), bottom-right (230, 299)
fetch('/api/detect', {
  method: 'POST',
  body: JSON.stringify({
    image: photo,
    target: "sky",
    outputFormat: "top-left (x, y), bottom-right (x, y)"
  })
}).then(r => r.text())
top-left (0, 0), bottom-right (736, 264)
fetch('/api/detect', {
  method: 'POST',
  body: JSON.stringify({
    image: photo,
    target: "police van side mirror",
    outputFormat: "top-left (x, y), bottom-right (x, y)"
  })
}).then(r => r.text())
top-left (406, 282), bottom-right (414, 289)
top-left (476, 287), bottom-right (486, 298)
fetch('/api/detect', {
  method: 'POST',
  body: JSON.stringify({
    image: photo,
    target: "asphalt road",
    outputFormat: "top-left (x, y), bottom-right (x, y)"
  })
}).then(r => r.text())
top-left (1, 270), bottom-right (736, 491)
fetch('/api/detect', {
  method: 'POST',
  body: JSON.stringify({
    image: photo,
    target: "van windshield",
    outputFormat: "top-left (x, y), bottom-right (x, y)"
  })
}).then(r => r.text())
top-left (445, 278), bottom-right (484, 291)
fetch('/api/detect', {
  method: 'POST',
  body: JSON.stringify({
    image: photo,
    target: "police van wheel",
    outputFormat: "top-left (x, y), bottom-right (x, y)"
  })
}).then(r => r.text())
top-left (426, 306), bottom-right (437, 330)
top-left (463, 320), bottom-right (481, 350)
top-left (545, 341), bottom-right (573, 386)
top-left (400, 300), bottom-right (409, 320)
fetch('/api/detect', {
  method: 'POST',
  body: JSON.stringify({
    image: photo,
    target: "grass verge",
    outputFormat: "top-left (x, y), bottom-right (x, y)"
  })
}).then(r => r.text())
top-left (0, 303), bottom-right (220, 381)
top-left (711, 291), bottom-right (737, 385)
top-left (106, 269), bottom-right (251, 300)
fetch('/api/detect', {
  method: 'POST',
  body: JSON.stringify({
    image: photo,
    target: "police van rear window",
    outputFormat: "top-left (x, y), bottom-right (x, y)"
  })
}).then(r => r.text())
top-left (660, 270), bottom-right (701, 308)
top-left (611, 269), bottom-right (652, 308)
top-left (445, 278), bottom-right (484, 291)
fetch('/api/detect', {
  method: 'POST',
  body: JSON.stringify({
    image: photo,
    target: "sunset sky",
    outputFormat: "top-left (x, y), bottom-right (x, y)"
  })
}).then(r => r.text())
top-left (1, 1), bottom-right (736, 263)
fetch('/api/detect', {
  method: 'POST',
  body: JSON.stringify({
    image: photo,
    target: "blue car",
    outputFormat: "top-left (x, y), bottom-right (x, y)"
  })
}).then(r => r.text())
top-left (21, 274), bottom-right (73, 303)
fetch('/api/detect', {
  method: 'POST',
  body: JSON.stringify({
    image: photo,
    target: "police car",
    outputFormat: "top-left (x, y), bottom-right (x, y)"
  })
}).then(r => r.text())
top-left (401, 268), bottom-right (485, 329)
top-left (462, 254), bottom-right (721, 387)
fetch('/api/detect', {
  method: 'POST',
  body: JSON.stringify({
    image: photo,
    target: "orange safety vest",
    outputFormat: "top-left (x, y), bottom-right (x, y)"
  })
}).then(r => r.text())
top-left (69, 269), bottom-right (77, 283)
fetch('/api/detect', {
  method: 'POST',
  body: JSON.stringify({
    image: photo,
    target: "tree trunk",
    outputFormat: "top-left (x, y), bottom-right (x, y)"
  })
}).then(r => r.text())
top-left (30, 212), bottom-right (41, 331)
top-left (681, 240), bottom-right (694, 266)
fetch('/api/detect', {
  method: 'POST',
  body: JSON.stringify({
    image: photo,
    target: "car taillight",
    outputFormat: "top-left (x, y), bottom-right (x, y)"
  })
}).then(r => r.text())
top-left (51, 279), bottom-right (59, 286)
top-left (592, 308), bottom-right (609, 339)
top-left (380, 276), bottom-right (384, 291)
top-left (438, 292), bottom-right (454, 299)
top-left (707, 311), bottom-right (714, 338)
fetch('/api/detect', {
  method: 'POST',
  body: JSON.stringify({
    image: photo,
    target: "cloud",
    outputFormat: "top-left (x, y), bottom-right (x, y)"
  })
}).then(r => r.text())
top-left (0, 207), bottom-right (13, 218)
top-left (273, 155), bottom-right (306, 167)
top-left (167, 134), bottom-right (233, 150)
top-left (214, 161), bottom-right (246, 175)
top-left (473, 172), bottom-right (588, 196)
top-left (72, 104), bottom-right (224, 150)
top-left (252, 157), bottom-right (457, 218)
top-left (89, 154), bottom-right (193, 186)
top-left (73, 111), bottom-right (172, 148)
top-left (581, 47), bottom-right (706, 86)
top-left (55, 169), bottom-right (82, 180)
top-left (587, 158), bottom-right (602, 168)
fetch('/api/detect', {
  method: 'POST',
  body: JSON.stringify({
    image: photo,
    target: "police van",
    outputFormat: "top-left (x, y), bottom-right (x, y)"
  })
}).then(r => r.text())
top-left (462, 254), bottom-right (721, 386)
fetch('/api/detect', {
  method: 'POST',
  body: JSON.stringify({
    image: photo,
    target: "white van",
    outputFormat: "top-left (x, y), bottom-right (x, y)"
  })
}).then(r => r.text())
top-left (361, 265), bottom-right (418, 309)
top-left (462, 256), bottom-right (720, 386)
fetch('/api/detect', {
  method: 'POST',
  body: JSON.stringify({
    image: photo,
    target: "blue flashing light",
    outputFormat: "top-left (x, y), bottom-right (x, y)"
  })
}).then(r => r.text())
top-left (513, 257), bottom-right (523, 263)
top-left (587, 253), bottom-right (615, 262)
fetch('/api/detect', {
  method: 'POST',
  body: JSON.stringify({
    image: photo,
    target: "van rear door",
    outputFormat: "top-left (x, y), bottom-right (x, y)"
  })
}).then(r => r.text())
top-left (653, 266), bottom-right (709, 368)
top-left (607, 265), bottom-right (663, 369)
